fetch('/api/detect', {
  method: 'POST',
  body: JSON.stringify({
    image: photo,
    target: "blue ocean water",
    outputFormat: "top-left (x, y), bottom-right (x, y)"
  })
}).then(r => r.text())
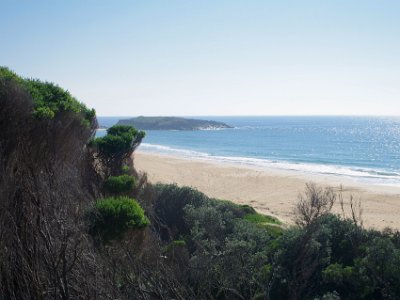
top-left (97, 116), bottom-right (400, 186)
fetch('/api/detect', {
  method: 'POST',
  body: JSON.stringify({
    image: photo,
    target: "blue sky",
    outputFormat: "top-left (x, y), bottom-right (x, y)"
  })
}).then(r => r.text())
top-left (1, 0), bottom-right (400, 116)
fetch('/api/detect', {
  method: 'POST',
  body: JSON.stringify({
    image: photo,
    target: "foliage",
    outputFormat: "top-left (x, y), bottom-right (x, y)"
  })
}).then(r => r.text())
top-left (121, 165), bottom-right (130, 174)
top-left (3, 68), bottom-right (400, 299)
top-left (0, 66), bottom-right (95, 125)
top-left (271, 213), bottom-right (400, 299)
top-left (162, 240), bottom-right (187, 254)
top-left (209, 199), bottom-right (257, 218)
top-left (153, 184), bottom-right (282, 299)
top-left (152, 183), bottom-right (400, 300)
top-left (90, 125), bottom-right (145, 155)
top-left (89, 125), bottom-right (145, 176)
top-left (0, 67), bottom-right (191, 299)
top-left (89, 196), bottom-right (149, 243)
top-left (244, 212), bottom-right (281, 225)
top-left (0, 70), bottom-right (105, 299)
top-left (184, 203), bottom-right (275, 299)
top-left (104, 174), bottom-right (135, 194)
top-left (0, 66), bottom-right (24, 84)
top-left (117, 116), bottom-right (232, 130)
top-left (153, 184), bottom-right (208, 236)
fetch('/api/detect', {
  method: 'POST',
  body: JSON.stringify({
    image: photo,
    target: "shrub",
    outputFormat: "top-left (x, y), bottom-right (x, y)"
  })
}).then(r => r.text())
top-left (0, 66), bottom-right (95, 126)
top-left (162, 240), bottom-right (187, 254)
top-left (90, 125), bottom-right (145, 155)
top-left (89, 125), bottom-right (145, 176)
top-left (243, 213), bottom-right (281, 225)
top-left (154, 184), bottom-right (208, 235)
top-left (210, 199), bottom-right (257, 218)
top-left (121, 165), bottom-right (130, 174)
top-left (294, 182), bottom-right (336, 227)
top-left (89, 196), bottom-right (149, 243)
top-left (104, 175), bottom-right (135, 194)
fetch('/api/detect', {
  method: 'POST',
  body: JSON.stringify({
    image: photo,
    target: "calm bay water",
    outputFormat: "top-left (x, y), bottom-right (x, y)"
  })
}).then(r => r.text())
top-left (98, 116), bottom-right (400, 186)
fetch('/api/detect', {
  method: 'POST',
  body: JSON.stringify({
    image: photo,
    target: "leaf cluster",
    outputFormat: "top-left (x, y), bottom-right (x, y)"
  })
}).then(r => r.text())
top-left (0, 66), bottom-right (95, 126)
top-left (272, 213), bottom-right (400, 299)
top-left (153, 184), bottom-right (281, 299)
top-left (104, 174), bottom-right (136, 195)
top-left (90, 125), bottom-right (145, 155)
top-left (89, 196), bottom-right (149, 243)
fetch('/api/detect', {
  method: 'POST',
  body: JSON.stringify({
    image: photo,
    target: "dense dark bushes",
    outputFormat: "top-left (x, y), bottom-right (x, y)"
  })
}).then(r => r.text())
top-left (0, 67), bottom-right (105, 299)
top-left (269, 213), bottom-right (400, 299)
top-left (150, 183), bottom-right (400, 300)
top-left (2, 67), bottom-right (400, 299)
top-left (150, 183), bottom-right (281, 299)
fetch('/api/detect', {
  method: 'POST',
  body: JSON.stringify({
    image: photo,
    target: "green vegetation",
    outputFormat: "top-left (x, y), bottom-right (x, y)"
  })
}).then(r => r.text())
top-left (90, 125), bottom-right (145, 155)
top-left (162, 240), bottom-right (187, 253)
top-left (0, 66), bottom-right (95, 125)
top-left (0, 66), bottom-right (24, 83)
top-left (271, 214), bottom-right (400, 299)
top-left (151, 183), bottom-right (400, 299)
top-left (117, 116), bottom-right (233, 130)
top-left (104, 174), bottom-right (136, 194)
top-left (2, 67), bottom-right (400, 299)
top-left (121, 165), bottom-right (130, 174)
top-left (244, 212), bottom-right (281, 225)
top-left (89, 196), bottom-right (149, 243)
top-left (152, 183), bottom-right (283, 299)
top-left (89, 125), bottom-right (145, 176)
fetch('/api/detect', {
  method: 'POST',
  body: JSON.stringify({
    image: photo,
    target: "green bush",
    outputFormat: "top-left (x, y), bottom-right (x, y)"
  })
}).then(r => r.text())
top-left (104, 175), bottom-right (135, 194)
top-left (210, 199), bottom-right (256, 218)
top-left (322, 263), bottom-right (354, 284)
top-left (89, 125), bottom-right (145, 176)
top-left (243, 213), bottom-right (281, 225)
top-left (0, 66), bottom-right (95, 125)
top-left (154, 184), bottom-right (208, 235)
top-left (90, 125), bottom-right (145, 155)
top-left (162, 240), bottom-right (187, 253)
top-left (0, 67), bottom-right (24, 84)
top-left (121, 165), bottom-right (130, 174)
top-left (89, 196), bottom-right (149, 243)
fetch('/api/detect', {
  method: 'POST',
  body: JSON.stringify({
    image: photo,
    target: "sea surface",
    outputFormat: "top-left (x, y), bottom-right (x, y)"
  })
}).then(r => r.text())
top-left (97, 116), bottom-right (400, 187)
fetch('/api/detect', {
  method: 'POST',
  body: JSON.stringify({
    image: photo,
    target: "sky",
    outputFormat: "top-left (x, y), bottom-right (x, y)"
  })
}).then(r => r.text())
top-left (1, 0), bottom-right (400, 116)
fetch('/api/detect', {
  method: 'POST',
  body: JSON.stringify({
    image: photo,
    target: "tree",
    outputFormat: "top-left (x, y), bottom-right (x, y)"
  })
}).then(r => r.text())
top-left (294, 182), bottom-right (336, 227)
top-left (90, 125), bottom-right (145, 177)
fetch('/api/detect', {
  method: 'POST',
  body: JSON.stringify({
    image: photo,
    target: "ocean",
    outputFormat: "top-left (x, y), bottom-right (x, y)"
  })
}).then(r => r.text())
top-left (97, 116), bottom-right (400, 187)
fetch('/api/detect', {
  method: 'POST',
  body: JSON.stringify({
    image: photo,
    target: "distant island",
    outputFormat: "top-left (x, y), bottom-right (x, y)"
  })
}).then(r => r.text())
top-left (116, 116), bottom-right (233, 130)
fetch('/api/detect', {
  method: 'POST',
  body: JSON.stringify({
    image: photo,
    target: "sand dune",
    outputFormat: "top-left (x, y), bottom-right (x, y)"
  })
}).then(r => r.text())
top-left (134, 152), bottom-right (400, 230)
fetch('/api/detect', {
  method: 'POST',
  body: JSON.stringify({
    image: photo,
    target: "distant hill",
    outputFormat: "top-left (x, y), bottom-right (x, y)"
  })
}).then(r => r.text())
top-left (116, 116), bottom-right (233, 130)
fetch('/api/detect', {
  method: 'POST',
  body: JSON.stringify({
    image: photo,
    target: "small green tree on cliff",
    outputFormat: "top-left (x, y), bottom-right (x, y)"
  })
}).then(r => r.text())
top-left (90, 125), bottom-right (145, 177)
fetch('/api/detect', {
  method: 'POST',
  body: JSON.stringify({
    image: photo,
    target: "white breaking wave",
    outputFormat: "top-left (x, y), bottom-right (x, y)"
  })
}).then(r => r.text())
top-left (138, 143), bottom-right (400, 187)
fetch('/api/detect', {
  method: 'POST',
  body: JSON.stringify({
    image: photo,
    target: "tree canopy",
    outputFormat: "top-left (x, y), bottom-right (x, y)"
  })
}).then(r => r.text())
top-left (88, 196), bottom-right (149, 243)
top-left (0, 66), bottom-right (95, 126)
top-left (90, 125), bottom-right (145, 176)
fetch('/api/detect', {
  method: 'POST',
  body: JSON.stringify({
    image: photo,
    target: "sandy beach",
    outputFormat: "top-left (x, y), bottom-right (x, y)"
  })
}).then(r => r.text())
top-left (134, 151), bottom-right (400, 230)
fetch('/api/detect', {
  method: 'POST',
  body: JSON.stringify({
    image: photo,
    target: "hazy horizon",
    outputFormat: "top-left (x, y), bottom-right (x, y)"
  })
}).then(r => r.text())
top-left (2, 1), bottom-right (400, 116)
top-left (98, 114), bottom-right (400, 117)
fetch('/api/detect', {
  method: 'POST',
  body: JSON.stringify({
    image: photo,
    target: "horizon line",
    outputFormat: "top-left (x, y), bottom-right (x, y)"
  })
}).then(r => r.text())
top-left (97, 114), bottom-right (400, 118)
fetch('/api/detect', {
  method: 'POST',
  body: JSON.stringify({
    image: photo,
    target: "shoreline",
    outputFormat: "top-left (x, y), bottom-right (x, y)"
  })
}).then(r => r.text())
top-left (138, 143), bottom-right (400, 190)
top-left (134, 151), bottom-right (400, 230)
